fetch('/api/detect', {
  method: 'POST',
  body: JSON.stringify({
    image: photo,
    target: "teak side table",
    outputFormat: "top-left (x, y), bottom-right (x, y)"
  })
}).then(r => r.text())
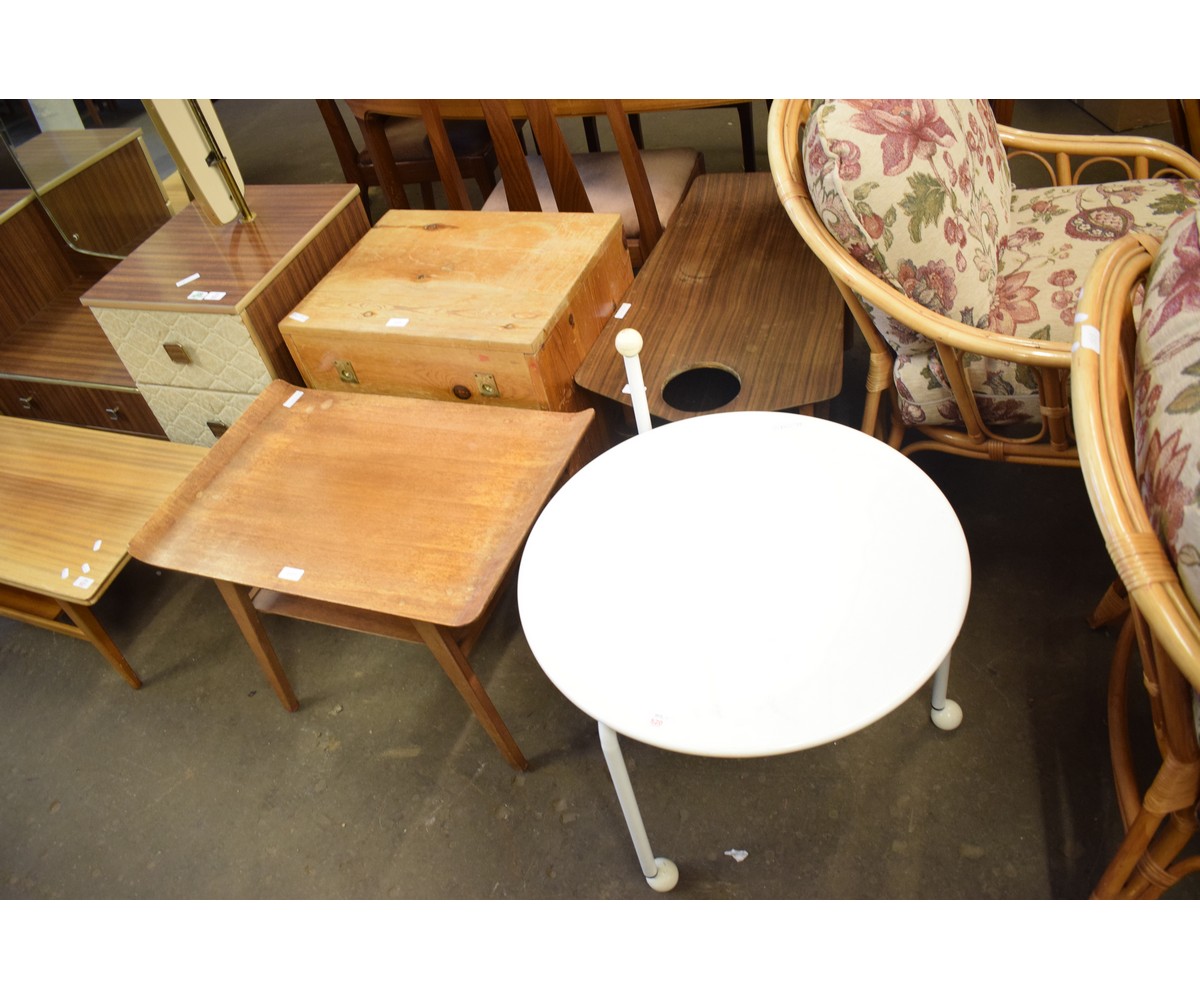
top-left (0, 416), bottom-right (204, 686)
top-left (129, 381), bottom-right (593, 771)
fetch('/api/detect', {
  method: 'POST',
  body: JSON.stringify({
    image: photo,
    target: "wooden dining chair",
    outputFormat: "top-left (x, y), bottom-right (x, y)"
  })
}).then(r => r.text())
top-left (361, 100), bottom-right (703, 270)
top-left (316, 99), bottom-right (498, 219)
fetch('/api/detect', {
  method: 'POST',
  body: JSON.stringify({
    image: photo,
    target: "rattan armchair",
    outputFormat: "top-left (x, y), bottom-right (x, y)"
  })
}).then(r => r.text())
top-left (1071, 221), bottom-right (1200, 898)
top-left (769, 99), bottom-right (1200, 466)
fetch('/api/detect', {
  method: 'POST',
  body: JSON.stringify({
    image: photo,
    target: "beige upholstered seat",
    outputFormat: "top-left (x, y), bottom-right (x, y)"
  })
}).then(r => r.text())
top-left (482, 148), bottom-right (700, 255)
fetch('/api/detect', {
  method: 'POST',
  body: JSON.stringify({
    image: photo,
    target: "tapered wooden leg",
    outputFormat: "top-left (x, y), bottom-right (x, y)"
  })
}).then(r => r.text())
top-left (213, 579), bottom-right (299, 712)
top-left (57, 600), bottom-right (142, 690)
top-left (413, 619), bottom-right (527, 771)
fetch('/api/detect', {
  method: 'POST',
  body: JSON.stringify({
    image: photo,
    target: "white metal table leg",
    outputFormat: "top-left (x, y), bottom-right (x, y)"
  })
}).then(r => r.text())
top-left (597, 721), bottom-right (679, 892)
top-left (929, 652), bottom-right (963, 730)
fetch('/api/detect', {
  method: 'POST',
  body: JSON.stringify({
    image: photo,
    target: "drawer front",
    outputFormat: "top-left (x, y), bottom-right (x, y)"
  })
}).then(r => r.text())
top-left (285, 333), bottom-right (542, 408)
top-left (137, 384), bottom-right (258, 446)
top-left (90, 307), bottom-right (272, 394)
top-left (0, 378), bottom-right (166, 437)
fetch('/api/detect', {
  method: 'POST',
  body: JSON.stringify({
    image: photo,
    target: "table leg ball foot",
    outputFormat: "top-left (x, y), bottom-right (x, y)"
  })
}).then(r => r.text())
top-left (930, 699), bottom-right (963, 731)
top-left (646, 858), bottom-right (679, 892)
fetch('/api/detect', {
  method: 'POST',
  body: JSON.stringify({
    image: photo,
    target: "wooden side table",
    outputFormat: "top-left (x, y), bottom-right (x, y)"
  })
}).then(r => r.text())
top-left (574, 172), bottom-right (844, 424)
top-left (0, 416), bottom-right (204, 687)
top-left (82, 185), bottom-right (368, 446)
top-left (129, 381), bottom-right (593, 770)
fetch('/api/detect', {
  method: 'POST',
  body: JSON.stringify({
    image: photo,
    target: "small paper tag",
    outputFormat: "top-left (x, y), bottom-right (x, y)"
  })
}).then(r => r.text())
top-left (187, 290), bottom-right (208, 301)
top-left (176, 272), bottom-right (200, 287)
top-left (73, 576), bottom-right (94, 590)
top-left (283, 390), bottom-right (304, 409)
top-left (386, 317), bottom-right (410, 328)
top-left (615, 302), bottom-right (631, 319)
top-left (204, 291), bottom-right (226, 301)
top-left (289, 312), bottom-right (309, 323)
top-left (278, 566), bottom-right (305, 582)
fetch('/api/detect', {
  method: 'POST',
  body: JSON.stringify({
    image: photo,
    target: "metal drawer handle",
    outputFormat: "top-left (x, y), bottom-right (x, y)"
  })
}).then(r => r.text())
top-left (162, 342), bottom-right (193, 365)
top-left (105, 406), bottom-right (121, 422)
top-left (18, 395), bottom-right (34, 410)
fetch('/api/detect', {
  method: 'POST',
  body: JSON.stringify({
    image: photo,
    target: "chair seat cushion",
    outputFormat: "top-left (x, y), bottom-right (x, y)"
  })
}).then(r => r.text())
top-left (1134, 208), bottom-right (1200, 608)
top-left (481, 148), bottom-right (701, 240)
top-left (361, 118), bottom-right (492, 167)
top-left (893, 177), bottom-right (1200, 427)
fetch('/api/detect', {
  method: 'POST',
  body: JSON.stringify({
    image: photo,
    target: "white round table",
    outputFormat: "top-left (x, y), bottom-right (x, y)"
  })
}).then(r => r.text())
top-left (517, 411), bottom-right (971, 891)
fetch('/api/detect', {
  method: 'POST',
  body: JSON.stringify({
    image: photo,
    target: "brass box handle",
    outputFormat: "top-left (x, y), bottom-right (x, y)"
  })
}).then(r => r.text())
top-left (163, 343), bottom-right (192, 365)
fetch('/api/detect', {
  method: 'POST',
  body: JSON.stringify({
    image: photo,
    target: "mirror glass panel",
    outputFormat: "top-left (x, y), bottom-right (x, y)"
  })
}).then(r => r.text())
top-left (0, 100), bottom-right (177, 258)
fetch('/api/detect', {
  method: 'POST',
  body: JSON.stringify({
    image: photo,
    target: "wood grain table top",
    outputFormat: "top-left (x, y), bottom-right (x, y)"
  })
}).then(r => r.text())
top-left (129, 381), bottom-right (593, 627)
top-left (0, 416), bottom-right (205, 604)
top-left (80, 184), bottom-right (360, 314)
top-left (280, 210), bottom-right (626, 353)
top-left (573, 172), bottom-right (844, 421)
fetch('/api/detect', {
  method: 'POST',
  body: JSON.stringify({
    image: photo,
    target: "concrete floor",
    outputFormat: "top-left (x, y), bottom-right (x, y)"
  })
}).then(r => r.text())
top-left (2, 101), bottom-right (1197, 908)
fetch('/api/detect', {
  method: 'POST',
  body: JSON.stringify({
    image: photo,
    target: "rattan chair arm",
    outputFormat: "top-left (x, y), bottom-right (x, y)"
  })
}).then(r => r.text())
top-left (998, 124), bottom-right (1200, 182)
top-left (1072, 234), bottom-right (1200, 684)
top-left (769, 101), bottom-right (1074, 368)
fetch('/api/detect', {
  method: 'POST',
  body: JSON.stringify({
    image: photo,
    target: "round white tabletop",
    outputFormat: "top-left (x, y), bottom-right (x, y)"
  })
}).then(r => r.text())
top-left (518, 411), bottom-right (971, 759)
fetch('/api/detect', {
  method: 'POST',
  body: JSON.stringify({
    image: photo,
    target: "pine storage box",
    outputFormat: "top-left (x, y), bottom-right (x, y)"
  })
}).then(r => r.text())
top-left (279, 210), bottom-right (633, 413)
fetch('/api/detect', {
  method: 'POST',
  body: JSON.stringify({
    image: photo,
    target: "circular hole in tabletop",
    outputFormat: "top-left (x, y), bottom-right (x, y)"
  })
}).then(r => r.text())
top-left (661, 365), bottom-right (741, 412)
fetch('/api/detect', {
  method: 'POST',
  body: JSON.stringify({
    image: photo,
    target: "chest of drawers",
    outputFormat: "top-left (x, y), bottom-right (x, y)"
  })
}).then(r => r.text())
top-left (82, 184), bottom-right (368, 445)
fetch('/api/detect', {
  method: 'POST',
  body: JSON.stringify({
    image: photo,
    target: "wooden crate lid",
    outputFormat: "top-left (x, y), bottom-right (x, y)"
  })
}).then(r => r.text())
top-left (280, 210), bottom-right (625, 354)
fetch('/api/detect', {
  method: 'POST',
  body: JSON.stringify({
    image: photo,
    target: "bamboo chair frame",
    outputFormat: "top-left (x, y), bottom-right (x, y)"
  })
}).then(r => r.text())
top-left (768, 99), bottom-right (1200, 467)
top-left (1071, 232), bottom-right (1200, 899)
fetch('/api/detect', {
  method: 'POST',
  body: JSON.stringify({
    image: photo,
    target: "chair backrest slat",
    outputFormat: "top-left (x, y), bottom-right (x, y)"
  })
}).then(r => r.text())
top-left (419, 100), bottom-right (473, 211)
top-left (524, 100), bottom-right (592, 214)
top-left (480, 100), bottom-right (542, 212)
top-left (604, 99), bottom-right (662, 258)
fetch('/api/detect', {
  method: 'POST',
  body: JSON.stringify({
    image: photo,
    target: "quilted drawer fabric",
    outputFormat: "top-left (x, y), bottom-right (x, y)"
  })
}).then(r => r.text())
top-left (138, 384), bottom-right (258, 446)
top-left (90, 307), bottom-right (271, 394)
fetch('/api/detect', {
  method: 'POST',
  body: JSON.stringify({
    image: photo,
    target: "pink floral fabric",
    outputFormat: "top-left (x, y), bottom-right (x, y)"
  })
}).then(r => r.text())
top-left (804, 99), bottom-right (1200, 427)
top-left (1134, 209), bottom-right (1200, 609)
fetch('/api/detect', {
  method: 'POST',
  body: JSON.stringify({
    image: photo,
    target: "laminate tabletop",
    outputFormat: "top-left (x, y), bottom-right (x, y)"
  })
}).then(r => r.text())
top-left (80, 184), bottom-right (361, 314)
top-left (519, 411), bottom-right (971, 757)
top-left (0, 417), bottom-right (205, 604)
top-left (130, 381), bottom-right (593, 627)
top-left (574, 172), bottom-right (844, 420)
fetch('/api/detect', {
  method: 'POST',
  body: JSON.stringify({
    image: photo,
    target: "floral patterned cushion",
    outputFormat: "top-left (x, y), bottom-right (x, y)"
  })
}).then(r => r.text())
top-left (1133, 209), bottom-right (1200, 610)
top-left (804, 99), bottom-right (1200, 428)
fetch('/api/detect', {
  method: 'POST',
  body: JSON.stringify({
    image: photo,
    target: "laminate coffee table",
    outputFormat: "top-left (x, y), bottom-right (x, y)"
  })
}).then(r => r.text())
top-left (130, 380), bottom-right (593, 770)
top-left (0, 416), bottom-right (204, 687)
top-left (517, 410), bottom-right (970, 889)
top-left (573, 172), bottom-right (844, 424)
